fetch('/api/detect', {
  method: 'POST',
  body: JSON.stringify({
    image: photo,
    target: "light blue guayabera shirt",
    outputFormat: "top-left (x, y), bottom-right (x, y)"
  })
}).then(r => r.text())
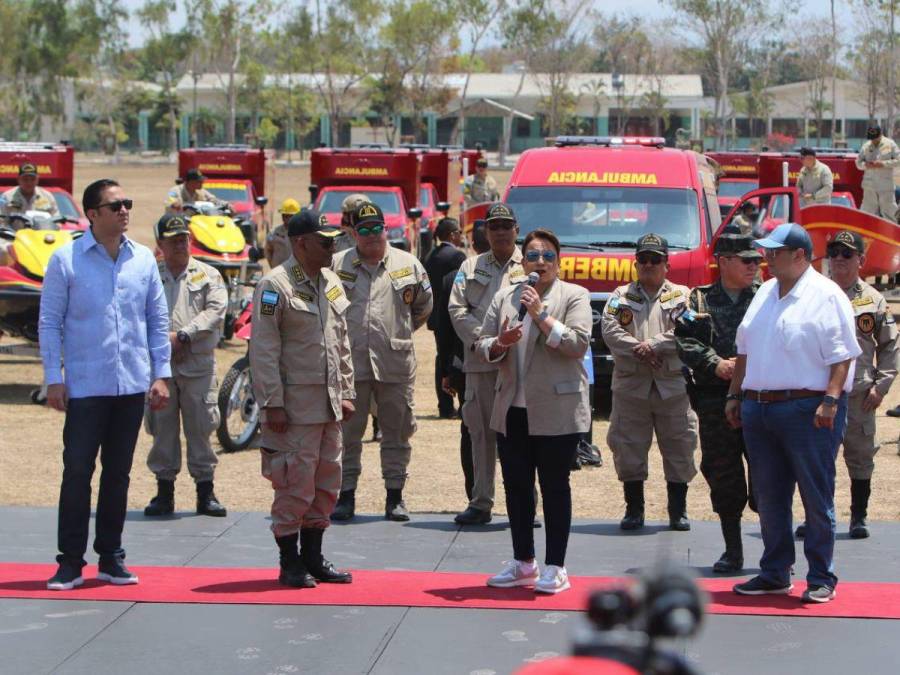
top-left (39, 227), bottom-right (172, 399)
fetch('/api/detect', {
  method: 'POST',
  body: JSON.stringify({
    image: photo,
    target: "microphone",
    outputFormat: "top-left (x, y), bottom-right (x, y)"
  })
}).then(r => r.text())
top-left (517, 272), bottom-right (540, 321)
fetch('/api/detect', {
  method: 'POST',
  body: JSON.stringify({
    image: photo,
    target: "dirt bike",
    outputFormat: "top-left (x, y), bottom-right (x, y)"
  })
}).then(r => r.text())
top-left (216, 294), bottom-right (259, 452)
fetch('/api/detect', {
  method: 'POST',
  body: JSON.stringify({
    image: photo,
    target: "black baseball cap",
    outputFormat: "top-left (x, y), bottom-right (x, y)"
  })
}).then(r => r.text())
top-left (19, 162), bottom-right (38, 176)
top-left (636, 233), bottom-right (668, 255)
top-left (476, 157), bottom-right (488, 167)
top-left (714, 225), bottom-right (762, 258)
top-left (799, 147), bottom-right (816, 157)
top-left (828, 230), bottom-right (865, 254)
top-left (485, 202), bottom-right (516, 223)
top-left (287, 208), bottom-right (342, 238)
top-left (155, 214), bottom-right (190, 240)
top-left (354, 201), bottom-right (385, 227)
top-left (867, 126), bottom-right (882, 140)
top-left (184, 168), bottom-right (205, 181)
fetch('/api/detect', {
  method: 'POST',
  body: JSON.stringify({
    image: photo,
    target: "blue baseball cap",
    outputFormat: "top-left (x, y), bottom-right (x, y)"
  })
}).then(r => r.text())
top-left (753, 222), bottom-right (813, 256)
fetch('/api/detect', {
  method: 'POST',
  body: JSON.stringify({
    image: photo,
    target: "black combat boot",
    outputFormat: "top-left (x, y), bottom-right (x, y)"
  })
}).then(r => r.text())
top-left (196, 481), bottom-right (227, 517)
top-left (143, 479), bottom-right (175, 516)
top-left (667, 482), bottom-right (691, 531)
top-left (619, 481), bottom-right (645, 530)
top-left (849, 478), bottom-right (871, 539)
top-left (275, 533), bottom-right (316, 588)
top-left (713, 516), bottom-right (744, 573)
top-left (300, 528), bottom-right (352, 583)
top-left (385, 488), bottom-right (410, 521)
top-left (330, 490), bottom-right (356, 521)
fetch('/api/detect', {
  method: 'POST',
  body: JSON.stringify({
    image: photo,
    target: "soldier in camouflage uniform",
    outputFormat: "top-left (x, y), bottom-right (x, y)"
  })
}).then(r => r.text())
top-left (675, 226), bottom-right (762, 572)
top-left (463, 158), bottom-right (500, 208)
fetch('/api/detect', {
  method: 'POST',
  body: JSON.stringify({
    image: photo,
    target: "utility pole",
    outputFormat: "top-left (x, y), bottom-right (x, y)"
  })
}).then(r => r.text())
top-left (831, 0), bottom-right (837, 146)
top-left (888, 0), bottom-right (896, 138)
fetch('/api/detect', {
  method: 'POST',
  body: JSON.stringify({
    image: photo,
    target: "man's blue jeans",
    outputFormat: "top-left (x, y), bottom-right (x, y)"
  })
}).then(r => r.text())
top-left (741, 394), bottom-right (848, 589)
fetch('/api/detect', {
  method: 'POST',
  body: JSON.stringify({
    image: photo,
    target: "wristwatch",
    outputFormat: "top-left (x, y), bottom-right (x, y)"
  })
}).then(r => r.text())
top-left (537, 310), bottom-right (549, 322)
top-left (822, 394), bottom-right (839, 407)
top-left (176, 330), bottom-right (191, 345)
top-left (726, 393), bottom-right (742, 402)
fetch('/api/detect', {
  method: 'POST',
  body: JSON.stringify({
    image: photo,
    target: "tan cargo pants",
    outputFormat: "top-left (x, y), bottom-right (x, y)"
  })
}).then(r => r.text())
top-left (261, 420), bottom-right (343, 536)
top-left (861, 188), bottom-right (897, 218)
top-left (842, 392), bottom-right (879, 480)
top-left (462, 370), bottom-right (499, 511)
top-left (341, 380), bottom-right (416, 491)
top-left (145, 372), bottom-right (219, 483)
top-left (607, 386), bottom-right (698, 483)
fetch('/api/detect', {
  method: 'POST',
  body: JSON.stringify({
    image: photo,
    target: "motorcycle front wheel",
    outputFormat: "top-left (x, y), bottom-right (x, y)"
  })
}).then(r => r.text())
top-left (216, 355), bottom-right (260, 452)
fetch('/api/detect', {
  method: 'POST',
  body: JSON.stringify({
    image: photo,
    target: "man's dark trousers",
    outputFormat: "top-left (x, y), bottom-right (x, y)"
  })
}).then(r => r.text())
top-left (57, 393), bottom-right (145, 567)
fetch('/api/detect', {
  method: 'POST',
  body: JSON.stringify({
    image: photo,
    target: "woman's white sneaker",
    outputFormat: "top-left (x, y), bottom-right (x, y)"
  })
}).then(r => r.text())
top-left (487, 559), bottom-right (539, 588)
top-left (535, 565), bottom-right (570, 594)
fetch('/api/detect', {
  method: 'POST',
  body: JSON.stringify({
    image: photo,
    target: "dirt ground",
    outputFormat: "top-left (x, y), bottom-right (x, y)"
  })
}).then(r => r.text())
top-left (0, 160), bottom-right (898, 524)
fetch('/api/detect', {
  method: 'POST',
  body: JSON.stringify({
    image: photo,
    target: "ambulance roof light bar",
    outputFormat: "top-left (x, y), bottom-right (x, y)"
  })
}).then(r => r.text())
top-left (554, 136), bottom-right (666, 148)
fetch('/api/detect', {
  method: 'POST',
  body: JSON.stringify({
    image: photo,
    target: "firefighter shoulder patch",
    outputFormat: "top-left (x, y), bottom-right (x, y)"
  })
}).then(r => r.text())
top-left (857, 312), bottom-right (876, 334)
top-left (618, 307), bottom-right (634, 326)
top-left (260, 289), bottom-right (279, 315)
top-left (402, 286), bottom-right (415, 305)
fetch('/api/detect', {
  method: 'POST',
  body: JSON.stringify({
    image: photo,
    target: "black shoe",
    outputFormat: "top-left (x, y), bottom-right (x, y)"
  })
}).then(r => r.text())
top-left (802, 584), bottom-right (836, 603)
top-left (713, 517), bottom-right (744, 573)
top-left (795, 522), bottom-right (806, 539)
top-left (97, 557), bottom-right (139, 585)
top-left (331, 490), bottom-right (356, 521)
top-left (620, 481), bottom-right (645, 530)
top-left (733, 575), bottom-right (792, 596)
top-left (850, 478), bottom-right (871, 539)
top-left (196, 481), bottom-right (227, 517)
top-left (300, 529), bottom-right (352, 583)
top-left (276, 534), bottom-right (316, 588)
top-left (533, 519), bottom-right (542, 528)
top-left (144, 479), bottom-right (175, 516)
top-left (371, 416), bottom-right (382, 442)
top-left (47, 562), bottom-right (84, 591)
top-left (666, 482), bottom-right (691, 531)
top-left (385, 489), bottom-right (410, 521)
top-left (713, 551), bottom-right (744, 574)
top-left (454, 506), bottom-right (492, 525)
top-left (886, 405), bottom-right (900, 418)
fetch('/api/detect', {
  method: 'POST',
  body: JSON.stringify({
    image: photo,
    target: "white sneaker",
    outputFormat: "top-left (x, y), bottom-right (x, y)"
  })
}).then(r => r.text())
top-left (535, 565), bottom-right (570, 594)
top-left (487, 559), bottom-right (539, 588)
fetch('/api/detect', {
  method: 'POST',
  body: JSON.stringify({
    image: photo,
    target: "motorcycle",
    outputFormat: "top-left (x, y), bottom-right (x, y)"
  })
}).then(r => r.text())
top-left (181, 201), bottom-right (262, 339)
top-left (216, 293), bottom-right (259, 452)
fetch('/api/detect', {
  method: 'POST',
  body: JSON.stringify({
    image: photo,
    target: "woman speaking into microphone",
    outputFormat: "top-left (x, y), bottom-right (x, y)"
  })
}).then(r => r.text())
top-left (477, 228), bottom-right (592, 594)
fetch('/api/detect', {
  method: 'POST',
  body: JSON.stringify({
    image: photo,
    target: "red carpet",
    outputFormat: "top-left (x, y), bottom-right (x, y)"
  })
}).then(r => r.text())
top-left (1, 563), bottom-right (898, 620)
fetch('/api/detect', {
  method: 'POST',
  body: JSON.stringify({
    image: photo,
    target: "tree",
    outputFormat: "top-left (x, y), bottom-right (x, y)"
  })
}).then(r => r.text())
top-left (793, 17), bottom-right (835, 144)
top-left (668, 0), bottom-right (774, 149)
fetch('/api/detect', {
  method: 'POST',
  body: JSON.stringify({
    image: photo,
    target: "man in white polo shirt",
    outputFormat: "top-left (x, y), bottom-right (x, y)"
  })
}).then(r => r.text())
top-left (725, 223), bottom-right (861, 604)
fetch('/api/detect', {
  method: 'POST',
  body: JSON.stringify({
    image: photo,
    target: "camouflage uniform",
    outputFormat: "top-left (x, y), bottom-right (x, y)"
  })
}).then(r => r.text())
top-left (675, 279), bottom-right (760, 518)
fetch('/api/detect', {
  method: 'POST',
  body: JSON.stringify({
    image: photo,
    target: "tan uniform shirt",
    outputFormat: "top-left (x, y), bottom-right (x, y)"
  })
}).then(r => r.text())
top-left (797, 160), bottom-right (834, 207)
top-left (601, 279), bottom-right (691, 400)
top-left (1, 186), bottom-right (59, 218)
top-left (844, 279), bottom-right (898, 396)
top-left (856, 137), bottom-right (900, 191)
top-left (448, 248), bottom-right (525, 373)
top-left (250, 257), bottom-right (354, 440)
top-left (732, 213), bottom-right (752, 236)
top-left (463, 174), bottom-right (500, 207)
top-left (332, 246), bottom-right (433, 383)
top-left (266, 224), bottom-right (292, 268)
top-left (159, 258), bottom-right (228, 377)
top-left (165, 184), bottom-right (225, 212)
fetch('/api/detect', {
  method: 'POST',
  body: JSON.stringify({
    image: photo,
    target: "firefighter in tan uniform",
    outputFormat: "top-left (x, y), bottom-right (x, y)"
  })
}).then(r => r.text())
top-left (463, 158), bottom-right (500, 208)
top-left (448, 203), bottom-right (526, 525)
top-left (165, 168), bottom-right (228, 213)
top-left (330, 201), bottom-right (433, 522)
top-left (855, 126), bottom-right (900, 218)
top-left (250, 208), bottom-right (355, 588)
top-left (143, 215), bottom-right (229, 518)
top-left (265, 198), bottom-right (300, 267)
top-left (601, 233), bottom-right (698, 532)
top-left (795, 230), bottom-right (897, 541)
top-left (796, 147), bottom-right (834, 207)
top-left (0, 162), bottom-right (59, 218)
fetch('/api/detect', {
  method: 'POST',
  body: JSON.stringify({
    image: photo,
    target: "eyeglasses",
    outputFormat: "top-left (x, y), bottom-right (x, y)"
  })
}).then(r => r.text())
top-left (636, 253), bottom-right (665, 265)
top-left (486, 220), bottom-right (515, 231)
top-left (356, 224), bottom-right (384, 237)
top-left (763, 247), bottom-right (794, 258)
top-left (721, 255), bottom-right (761, 266)
top-left (97, 199), bottom-right (133, 212)
top-left (827, 247), bottom-right (856, 259)
top-left (524, 250), bottom-right (557, 263)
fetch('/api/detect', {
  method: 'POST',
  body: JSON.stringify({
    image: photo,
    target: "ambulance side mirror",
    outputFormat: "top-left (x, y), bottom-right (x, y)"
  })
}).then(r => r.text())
top-left (255, 196), bottom-right (268, 206)
top-left (436, 201), bottom-right (451, 214)
top-left (407, 207), bottom-right (423, 220)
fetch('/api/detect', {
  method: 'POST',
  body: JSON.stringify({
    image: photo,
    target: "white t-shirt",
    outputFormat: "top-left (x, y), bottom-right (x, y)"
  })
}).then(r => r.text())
top-left (736, 265), bottom-right (861, 392)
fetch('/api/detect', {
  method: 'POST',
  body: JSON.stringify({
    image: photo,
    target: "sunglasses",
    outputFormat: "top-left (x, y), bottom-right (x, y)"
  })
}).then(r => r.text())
top-left (97, 199), bottom-right (133, 212)
top-left (486, 220), bottom-right (515, 231)
top-left (636, 253), bottom-right (665, 265)
top-left (356, 224), bottom-right (384, 237)
top-left (827, 247), bottom-right (857, 259)
top-left (721, 255), bottom-right (760, 266)
top-left (315, 235), bottom-right (336, 249)
top-left (524, 250), bottom-right (557, 263)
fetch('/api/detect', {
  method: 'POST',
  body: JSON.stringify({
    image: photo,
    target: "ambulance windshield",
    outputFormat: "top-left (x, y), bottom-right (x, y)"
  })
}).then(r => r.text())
top-left (506, 186), bottom-right (701, 249)
top-left (319, 190), bottom-right (402, 214)
top-left (718, 180), bottom-right (758, 198)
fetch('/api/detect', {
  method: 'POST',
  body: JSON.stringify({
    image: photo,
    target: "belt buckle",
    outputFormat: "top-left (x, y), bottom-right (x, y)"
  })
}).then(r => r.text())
top-left (756, 390), bottom-right (769, 403)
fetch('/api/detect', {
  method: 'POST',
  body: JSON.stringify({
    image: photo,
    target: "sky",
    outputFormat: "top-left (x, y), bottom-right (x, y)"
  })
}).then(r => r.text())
top-left (122, 0), bottom-right (858, 49)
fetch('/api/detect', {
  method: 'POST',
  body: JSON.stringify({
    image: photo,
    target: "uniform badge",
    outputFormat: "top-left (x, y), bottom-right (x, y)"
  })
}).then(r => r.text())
top-left (326, 286), bottom-right (344, 302)
top-left (852, 296), bottom-right (875, 307)
top-left (260, 289), bottom-right (279, 315)
top-left (390, 267), bottom-right (413, 280)
top-left (618, 307), bottom-right (633, 326)
top-left (190, 272), bottom-right (206, 284)
top-left (660, 289), bottom-right (683, 304)
top-left (293, 289), bottom-right (313, 302)
top-left (625, 292), bottom-right (643, 304)
top-left (857, 312), bottom-right (876, 334)
top-left (337, 270), bottom-right (357, 283)
top-left (605, 297), bottom-right (619, 315)
top-left (402, 286), bottom-right (415, 305)
top-left (291, 266), bottom-right (305, 283)
top-left (475, 268), bottom-right (492, 278)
